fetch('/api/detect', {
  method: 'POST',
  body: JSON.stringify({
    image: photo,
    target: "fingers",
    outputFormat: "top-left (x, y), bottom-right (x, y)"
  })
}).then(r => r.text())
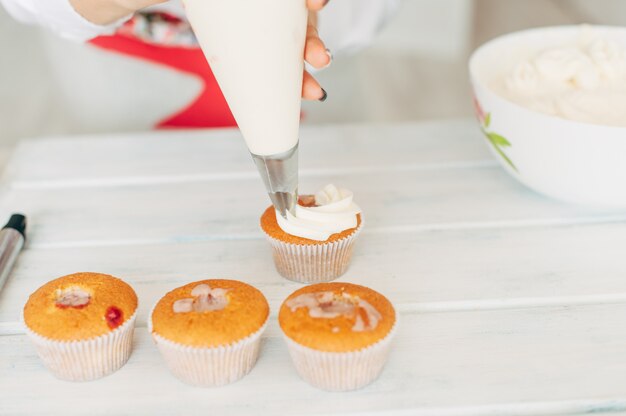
top-left (302, 70), bottom-right (327, 101)
top-left (305, 24), bottom-right (332, 69)
top-left (306, 0), bottom-right (328, 12)
top-left (303, 2), bottom-right (330, 101)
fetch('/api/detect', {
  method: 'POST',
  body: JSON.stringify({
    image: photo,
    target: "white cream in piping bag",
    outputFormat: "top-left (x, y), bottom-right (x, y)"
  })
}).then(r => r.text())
top-left (275, 184), bottom-right (361, 241)
top-left (500, 27), bottom-right (626, 126)
top-left (182, 0), bottom-right (306, 156)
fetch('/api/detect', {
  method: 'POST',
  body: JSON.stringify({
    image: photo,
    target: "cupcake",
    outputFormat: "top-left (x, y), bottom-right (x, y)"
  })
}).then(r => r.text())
top-left (150, 279), bottom-right (269, 387)
top-left (279, 282), bottom-right (397, 391)
top-left (23, 272), bottom-right (138, 381)
top-left (261, 184), bottom-right (363, 283)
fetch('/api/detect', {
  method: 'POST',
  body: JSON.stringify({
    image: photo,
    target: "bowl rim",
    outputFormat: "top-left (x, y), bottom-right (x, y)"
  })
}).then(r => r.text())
top-left (468, 24), bottom-right (626, 131)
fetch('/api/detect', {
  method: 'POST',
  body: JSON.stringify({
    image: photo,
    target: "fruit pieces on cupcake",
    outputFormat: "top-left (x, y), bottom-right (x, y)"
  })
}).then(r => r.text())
top-left (23, 272), bottom-right (138, 381)
top-left (171, 283), bottom-right (229, 313)
top-left (279, 282), bottom-right (397, 391)
top-left (150, 279), bottom-right (269, 386)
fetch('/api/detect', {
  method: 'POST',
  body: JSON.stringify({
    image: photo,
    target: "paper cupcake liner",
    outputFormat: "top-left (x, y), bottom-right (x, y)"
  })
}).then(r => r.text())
top-left (24, 310), bottom-right (137, 382)
top-left (149, 305), bottom-right (268, 387)
top-left (264, 221), bottom-right (363, 284)
top-left (282, 320), bottom-right (398, 392)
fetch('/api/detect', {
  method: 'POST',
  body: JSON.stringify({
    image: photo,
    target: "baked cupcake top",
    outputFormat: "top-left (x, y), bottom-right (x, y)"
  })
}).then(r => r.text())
top-left (261, 184), bottom-right (362, 245)
top-left (279, 282), bottom-right (396, 352)
top-left (151, 279), bottom-right (269, 348)
top-left (23, 272), bottom-right (138, 341)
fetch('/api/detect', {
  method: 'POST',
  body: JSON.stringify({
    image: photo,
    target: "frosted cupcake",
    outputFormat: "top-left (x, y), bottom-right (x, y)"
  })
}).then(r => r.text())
top-left (260, 184), bottom-right (363, 283)
top-left (150, 279), bottom-right (269, 387)
top-left (23, 272), bottom-right (138, 381)
top-left (279, 282), bottom-right (397, 391)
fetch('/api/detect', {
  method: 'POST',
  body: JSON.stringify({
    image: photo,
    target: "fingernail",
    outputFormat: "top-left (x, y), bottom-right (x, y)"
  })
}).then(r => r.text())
top-left (323, 0), bottom-right (330, 5)
top-left (324, 48), bottom-right (333, 68)
top-left (319, 88), bottom-right (328, 102)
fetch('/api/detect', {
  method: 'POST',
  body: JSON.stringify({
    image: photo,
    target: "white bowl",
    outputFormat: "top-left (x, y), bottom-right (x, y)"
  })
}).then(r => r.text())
top-left (469, 25), bottom-right (626, 207)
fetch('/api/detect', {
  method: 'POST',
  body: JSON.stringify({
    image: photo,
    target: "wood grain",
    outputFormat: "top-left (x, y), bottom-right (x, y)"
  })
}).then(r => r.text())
top-left (3, 120), bottom-right (489, 185)
top-left (3, 305), bottom-right (626, 415)
top-left (2, 223), bottom-right (626, 334)
top-left (0, 167), bottom-right (623, 249)
top-left (2, 121), bottom-right (625, 415)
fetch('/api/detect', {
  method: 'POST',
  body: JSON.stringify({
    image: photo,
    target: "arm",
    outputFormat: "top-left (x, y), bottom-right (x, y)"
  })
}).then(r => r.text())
top-left (0, 0), bottom-right (162, 41)
top-left (68, 0), bottom-right (164, 25)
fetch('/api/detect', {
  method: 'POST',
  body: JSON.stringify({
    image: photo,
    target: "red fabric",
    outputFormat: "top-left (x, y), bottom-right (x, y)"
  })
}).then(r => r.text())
top-left (89, 34), bottom-right (236, 129)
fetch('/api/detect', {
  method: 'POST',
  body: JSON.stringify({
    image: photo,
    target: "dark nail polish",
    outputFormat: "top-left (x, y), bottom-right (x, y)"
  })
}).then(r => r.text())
top-left (323, 0), bottom-right (330, 5)
top-left (319, 88), bottom-right (328, 102)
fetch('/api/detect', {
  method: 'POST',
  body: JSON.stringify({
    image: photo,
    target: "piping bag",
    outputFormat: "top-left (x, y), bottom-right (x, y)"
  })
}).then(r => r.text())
top-left (183, 0), bottom-right (308, 217)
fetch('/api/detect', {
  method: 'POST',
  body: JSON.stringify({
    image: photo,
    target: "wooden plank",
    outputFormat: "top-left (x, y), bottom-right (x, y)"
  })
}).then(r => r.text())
top-left (3, 121), bottom-right (626, 414)
top-left (3, 305), bottom-right (626, 415)
top-left (3, 120), bottom-right (493, 186)
top-left (2, 223), bottom-right (626, 332)
top-left (0, 167), bottom-right (622, 249)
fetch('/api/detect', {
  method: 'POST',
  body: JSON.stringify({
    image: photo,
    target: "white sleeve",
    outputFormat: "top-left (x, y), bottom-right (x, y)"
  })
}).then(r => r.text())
top-left (317, 0), bottom-right (401, 55)
top-left (0, 0), bottom-right (130, 42)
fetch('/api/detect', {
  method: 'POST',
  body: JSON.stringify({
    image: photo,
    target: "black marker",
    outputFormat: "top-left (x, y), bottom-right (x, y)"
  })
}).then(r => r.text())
top-left (0, 214), bottom-right (26, 294)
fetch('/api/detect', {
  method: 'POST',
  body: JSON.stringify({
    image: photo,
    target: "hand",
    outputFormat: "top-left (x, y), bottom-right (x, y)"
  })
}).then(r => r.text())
top-left (72, 0), bottom-right (331, 100)
top-left (69, 0), bottom-right (167, 26)
top-left (303, 0), bottom-right (332, 101)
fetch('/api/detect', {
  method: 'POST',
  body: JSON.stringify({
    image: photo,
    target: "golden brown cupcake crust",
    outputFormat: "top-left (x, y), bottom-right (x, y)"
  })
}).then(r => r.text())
top-left (279, 282), bottom-right (396, 352)
top-left (23, 272), bottom-right (138, 341)
top-left (260, 203), bottom-right (362, 246)
top-left (151, 279), bottom-right (269, 348)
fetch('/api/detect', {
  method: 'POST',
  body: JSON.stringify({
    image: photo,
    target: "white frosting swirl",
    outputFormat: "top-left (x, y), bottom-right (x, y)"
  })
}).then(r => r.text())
top-left (275, 184), bottom-right (361, 241)
top-left (499, 28), bottom-right (626, 127)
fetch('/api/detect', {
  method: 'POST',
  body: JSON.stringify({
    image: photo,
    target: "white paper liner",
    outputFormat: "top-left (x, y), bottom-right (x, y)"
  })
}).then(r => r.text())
top-left (23, 310), bottom-right (137, 382)
top-left (149, 303), bottom-right (268, 387)
top-left (282, 320), bottom-right (398, 391)
top-left (263, 221), bottom-right (363, 284)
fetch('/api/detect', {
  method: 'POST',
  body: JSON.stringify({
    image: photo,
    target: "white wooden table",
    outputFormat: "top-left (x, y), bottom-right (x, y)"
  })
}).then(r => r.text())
top-left (2, 119), bottom-right (626, 416)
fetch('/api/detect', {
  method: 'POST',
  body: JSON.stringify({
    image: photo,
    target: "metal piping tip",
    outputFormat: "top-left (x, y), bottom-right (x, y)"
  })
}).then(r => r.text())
top-left (251, 143), bottom-right (299, 218)
top-left (268, 189), bottom-right (298, 219)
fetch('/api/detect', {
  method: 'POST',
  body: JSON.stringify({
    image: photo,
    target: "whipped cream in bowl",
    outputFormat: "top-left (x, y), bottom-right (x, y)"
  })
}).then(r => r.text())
top-left (469, 25), bottom-right (626, 207)
top-left (500, 27), bottom-right (626, 126)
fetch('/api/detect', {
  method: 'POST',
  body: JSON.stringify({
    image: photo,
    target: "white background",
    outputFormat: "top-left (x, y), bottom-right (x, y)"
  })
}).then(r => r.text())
top-left (0, 0), bottom-right (625, 164)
